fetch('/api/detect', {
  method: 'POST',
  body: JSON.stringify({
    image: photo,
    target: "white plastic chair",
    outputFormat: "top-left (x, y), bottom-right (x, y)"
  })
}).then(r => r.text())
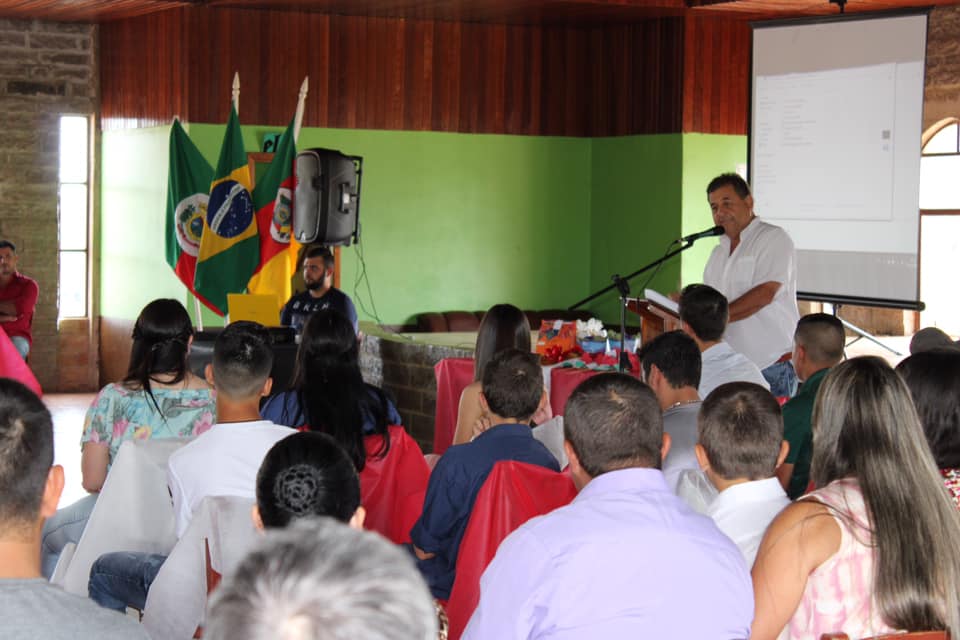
top-left (52, 437), bottom-right (193, 595)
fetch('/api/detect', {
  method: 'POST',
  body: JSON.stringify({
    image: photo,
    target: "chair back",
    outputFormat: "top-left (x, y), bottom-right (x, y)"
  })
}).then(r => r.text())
top-left (143, 495), bottom-right (258, 640)
top-left (445, 460), bottom-right (578, 640)
top-left (360, 425), bottom-right (430, 544)
top-left (54, 436), bottom-right (193, 595)
top-left (433, 357), bottom-right (475, 454)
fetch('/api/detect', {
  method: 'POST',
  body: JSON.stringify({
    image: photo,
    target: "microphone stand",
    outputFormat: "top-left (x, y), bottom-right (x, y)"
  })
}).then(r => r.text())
top-left (611, 274), bottom-right (632, 373)
top-left (568, 240), bottom-right (698, 311)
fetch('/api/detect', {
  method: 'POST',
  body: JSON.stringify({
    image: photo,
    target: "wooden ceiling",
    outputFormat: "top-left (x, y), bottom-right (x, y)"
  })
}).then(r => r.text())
top-left (0, 0), bottom-right (957, 24)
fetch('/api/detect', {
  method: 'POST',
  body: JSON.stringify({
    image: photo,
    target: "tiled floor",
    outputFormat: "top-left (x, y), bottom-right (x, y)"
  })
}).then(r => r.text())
top-left (45, 392), bottom-right (96, 509)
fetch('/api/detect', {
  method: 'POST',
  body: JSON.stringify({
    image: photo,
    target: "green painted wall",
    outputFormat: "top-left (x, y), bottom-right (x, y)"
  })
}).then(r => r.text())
top-left (588, 135), bottom-right (684, 323)
top-left (679, 134), bottom-right (747, 287)
top-left (100, 126), bottom-right (191, 319)
top-left (99, 124), bottom-right (747, 328)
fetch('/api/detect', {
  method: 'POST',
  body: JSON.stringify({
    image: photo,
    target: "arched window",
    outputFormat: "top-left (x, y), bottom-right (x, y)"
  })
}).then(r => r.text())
top-left (919, 117), bottom-right (960, 334)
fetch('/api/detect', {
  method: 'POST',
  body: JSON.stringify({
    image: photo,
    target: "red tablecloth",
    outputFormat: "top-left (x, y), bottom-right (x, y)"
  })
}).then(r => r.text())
top-left (0, 331), bottom-right (41, 397)
top-left (548, 367), bottom-right (599, 416)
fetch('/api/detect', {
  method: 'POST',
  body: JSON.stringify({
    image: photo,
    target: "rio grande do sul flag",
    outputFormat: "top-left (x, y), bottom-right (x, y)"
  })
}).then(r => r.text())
top-left (164, 119), bottom-right (217, 311)
top-left (246, 117), bottom-right (300, 310)
top-left (193, 105), bottom-right (259, 316)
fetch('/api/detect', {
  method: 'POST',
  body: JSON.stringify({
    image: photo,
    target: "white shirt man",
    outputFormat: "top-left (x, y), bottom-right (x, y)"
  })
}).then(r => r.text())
top-left (703, 175), bottom-right (799, 398)
top-left (700, 341), bottom-right (769, 399)
top-left (167, 419), bottom-right (294, 537)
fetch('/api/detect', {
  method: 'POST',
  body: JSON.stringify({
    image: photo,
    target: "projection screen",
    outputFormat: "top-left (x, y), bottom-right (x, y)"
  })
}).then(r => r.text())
top-left (750, 11), bottom-right (928, 308)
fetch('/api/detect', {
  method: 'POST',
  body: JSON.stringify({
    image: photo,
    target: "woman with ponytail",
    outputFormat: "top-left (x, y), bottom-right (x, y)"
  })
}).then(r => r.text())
top-left (261, 309), bottom-right (398, 471)
top-left (40, 298), bottom-right (214, 577)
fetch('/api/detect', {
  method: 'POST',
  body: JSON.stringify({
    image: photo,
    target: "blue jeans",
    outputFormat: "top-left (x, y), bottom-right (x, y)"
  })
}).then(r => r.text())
top-left (88, 552), bottom-right (167, 612)
top-left (41, 493), bottom-right (98, 578)
top-left (762, 359), bottom-right (798, 399)
top-left (9, 335), bottom-right (29, 359)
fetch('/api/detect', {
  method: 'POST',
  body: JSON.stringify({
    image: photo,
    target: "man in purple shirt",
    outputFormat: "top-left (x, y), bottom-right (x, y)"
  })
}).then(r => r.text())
top-left (464, 373), bottom-right (753, 639)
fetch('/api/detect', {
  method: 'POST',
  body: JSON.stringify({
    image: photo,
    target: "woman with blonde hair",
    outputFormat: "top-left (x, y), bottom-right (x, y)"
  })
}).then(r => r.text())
top-left (751, 356), bottom-right (960, 639)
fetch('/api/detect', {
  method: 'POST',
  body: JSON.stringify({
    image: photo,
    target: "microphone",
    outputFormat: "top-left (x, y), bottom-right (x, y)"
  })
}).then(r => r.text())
top-left (680, 225), bottom-right (724, 243)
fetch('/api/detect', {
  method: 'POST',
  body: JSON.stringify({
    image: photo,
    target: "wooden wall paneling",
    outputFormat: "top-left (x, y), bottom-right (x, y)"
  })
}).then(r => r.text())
top-left (431, 20), bottom-right (462, 133)
top-left (682, 14), bottom-right (749, 134)
top-left (101, 6), bottom-right (698, 136)
top-left (402, 19), bottom-right (433, 130)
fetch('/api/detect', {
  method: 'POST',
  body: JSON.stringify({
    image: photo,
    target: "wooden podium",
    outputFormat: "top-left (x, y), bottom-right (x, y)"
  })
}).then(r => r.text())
top-left (627, 297), bottom-right (682, 346)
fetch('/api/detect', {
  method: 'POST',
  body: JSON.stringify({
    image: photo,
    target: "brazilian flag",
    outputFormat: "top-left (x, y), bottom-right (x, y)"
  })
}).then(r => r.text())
top-left (193, 105), bottom-right (259, 316)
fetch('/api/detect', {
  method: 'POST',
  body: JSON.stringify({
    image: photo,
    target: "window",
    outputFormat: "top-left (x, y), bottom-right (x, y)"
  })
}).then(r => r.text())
top-left (919, 118), bottom-right (960, 334)
top-left (919, 119), bottom-right (960, 210)
top-left (58, 115), bottom-right (90, 320)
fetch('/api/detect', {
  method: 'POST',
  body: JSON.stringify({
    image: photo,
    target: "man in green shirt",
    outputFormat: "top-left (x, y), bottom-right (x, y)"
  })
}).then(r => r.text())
top-left (776, 313), bottom-right (845, 499)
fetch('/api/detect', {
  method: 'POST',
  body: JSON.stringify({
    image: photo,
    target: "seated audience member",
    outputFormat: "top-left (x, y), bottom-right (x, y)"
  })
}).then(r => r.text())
top-left (167, 321), bottom-right (294, 536)
top-left (778, 313), bottom-right (845, 499)
top-left (897, 349), bottom-right (960, 508)
top-left (254, 431), bottom-right (365, 530)
top-left (638, 330), bottom-right (702, 492)
top-left (695, 382), bottom-right (790, 565)
top-left (464, 373), bottom-right (752, 638)
top-left (0, 379), bottom-right (148, 639)
top-left (41, 298), bottom-right (215, 578)
top-left (132, 432), bottom-right (371, 639)
top-left (412, 349), bottom-right (559, 600)
top-left (751, 357), bottom-right (960, 640)
top-left (452, 303), bottom-right (550, 446)
top-left (280, 245), bottom-right (358, 334)
top-left (678, 283), bottom-right (769, 398)
top-left (909, 326), bottom-right (959, 354)
top-left (261, 309), bottom-right (398, 471)
top-left (205, 518), bottom-right (437, 640)
top-left (88, 321), bottom-right (293, 612)
top-left (0, 240), bottom-right (38, 360)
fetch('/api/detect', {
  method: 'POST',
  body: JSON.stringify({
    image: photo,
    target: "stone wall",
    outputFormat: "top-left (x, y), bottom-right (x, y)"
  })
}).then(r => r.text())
top-left (925, 5), bottom-right (960, 130)
top-left (360, 333), bottom-right (471, 452)
top-left (0, 19), bottom-right (99, 391)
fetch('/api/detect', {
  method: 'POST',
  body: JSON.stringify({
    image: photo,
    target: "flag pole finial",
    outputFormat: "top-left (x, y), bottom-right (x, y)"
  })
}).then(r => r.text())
top-left (232, 72), bottom-right (240, 114)
top-left (294, 76), bottom-right (309, 143)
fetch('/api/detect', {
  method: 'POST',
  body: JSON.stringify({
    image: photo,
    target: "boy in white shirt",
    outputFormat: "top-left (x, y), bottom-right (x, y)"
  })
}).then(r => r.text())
top-left (691, 381), bottom-right (790, 566)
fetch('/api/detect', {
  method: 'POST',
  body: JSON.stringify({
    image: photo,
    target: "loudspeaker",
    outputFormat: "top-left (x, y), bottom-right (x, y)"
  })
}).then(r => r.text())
top-left (293, 148), bottom-right (362, 246)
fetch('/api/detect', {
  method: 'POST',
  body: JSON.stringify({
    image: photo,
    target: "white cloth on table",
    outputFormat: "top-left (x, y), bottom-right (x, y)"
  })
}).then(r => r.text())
top-left (52, 437), bottom-right (192, 596)
top-left (142, 495), bottom-right (258, 640)
top-left (699, 341), bottom-right (770, 400)
top-left (167, 420), bottom-right (294, 538)
top-left (703, 218), bottom-right (799, 370)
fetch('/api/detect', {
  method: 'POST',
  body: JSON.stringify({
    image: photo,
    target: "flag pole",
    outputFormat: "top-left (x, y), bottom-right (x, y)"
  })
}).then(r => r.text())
top-left (294, 76), bottom-right (308, 143)
top-left (226, 71), bottom-right (241, 327)
top-left (177, 113), bottom-right (206, 332)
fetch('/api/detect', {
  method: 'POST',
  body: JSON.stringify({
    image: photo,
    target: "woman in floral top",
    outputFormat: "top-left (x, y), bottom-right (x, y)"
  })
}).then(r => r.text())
top-left (897, 348), bottom-right (960, 508)
top-left (41, 298), bottom-right (215, 577)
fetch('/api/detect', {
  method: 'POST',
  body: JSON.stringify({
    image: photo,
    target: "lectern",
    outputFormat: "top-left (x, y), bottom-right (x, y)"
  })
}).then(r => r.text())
top-left (627, 297), bottom-right (682, 346)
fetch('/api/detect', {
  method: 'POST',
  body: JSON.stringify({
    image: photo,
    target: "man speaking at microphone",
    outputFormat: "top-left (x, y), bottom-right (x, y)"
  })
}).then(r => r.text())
top-left (700, 173), bottom-right (799, 398)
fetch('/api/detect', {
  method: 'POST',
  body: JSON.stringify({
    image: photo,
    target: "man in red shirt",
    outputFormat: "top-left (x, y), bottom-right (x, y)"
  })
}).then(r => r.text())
top-left (0, 241), bottom-right (38, 360)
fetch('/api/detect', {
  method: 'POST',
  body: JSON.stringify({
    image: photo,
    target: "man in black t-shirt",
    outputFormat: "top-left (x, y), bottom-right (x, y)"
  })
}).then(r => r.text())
top-left (280, 246), bottom-right (358, 333)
